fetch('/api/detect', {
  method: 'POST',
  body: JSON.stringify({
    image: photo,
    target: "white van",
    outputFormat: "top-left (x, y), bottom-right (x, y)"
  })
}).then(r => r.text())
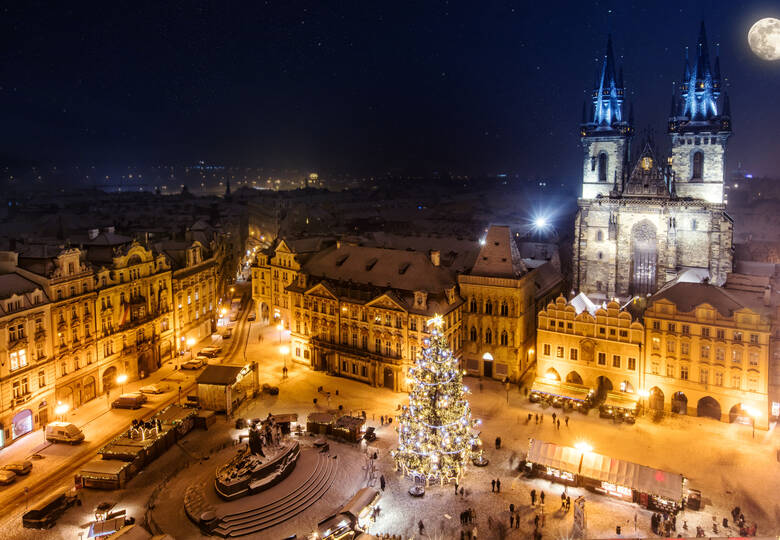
top-left (45, 422), bottom-right (85, 444)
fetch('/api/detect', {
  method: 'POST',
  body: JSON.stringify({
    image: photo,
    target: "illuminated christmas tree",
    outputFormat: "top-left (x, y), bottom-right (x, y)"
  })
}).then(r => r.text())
top-left (394, 315), bottom-right (482, 486)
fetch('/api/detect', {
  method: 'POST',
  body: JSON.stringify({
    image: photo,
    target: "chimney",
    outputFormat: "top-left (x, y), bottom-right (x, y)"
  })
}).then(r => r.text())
top-left (88, 229), bottom-right (99, 240)
top-left (0, 251), bottom-right (19, 274)
top-left (764, 285), bottom-right (772, 307)
top-left (430, 250), bottom-right (440, 267)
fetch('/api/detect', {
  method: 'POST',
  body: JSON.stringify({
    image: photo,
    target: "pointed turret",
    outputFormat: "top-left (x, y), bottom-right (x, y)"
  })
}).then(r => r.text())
top-left (695, 21), bottom-right (712, 80)
top-left (584, 35), bottom-right (630, 133)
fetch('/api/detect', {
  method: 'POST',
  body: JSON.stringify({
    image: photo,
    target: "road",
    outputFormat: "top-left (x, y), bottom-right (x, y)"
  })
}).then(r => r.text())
top-left (0, 283), bottom-right (253, 533)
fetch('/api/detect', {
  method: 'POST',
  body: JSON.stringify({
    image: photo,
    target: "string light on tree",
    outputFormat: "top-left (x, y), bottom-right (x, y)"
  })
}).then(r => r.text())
top-left (393, 314), bottom-right (482, 491)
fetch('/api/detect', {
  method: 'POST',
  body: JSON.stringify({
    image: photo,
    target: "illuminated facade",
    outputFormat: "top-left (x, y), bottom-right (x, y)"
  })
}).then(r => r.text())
top-left (286, 244), bottom-right (462, 392)
top-left (643, 282), bottom-right (770, 429)
top-left (536, 295), bottom-right (643, 396)
top-left (94, 242), bottom-right (174, 393)
top-left (459, 226), bottom-right (561, 381)
top-left (573, 26), bottom-right (733, 300)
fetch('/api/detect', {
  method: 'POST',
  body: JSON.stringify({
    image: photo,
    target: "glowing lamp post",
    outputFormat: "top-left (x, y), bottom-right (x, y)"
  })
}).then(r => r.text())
top-left (638, 389), bottom-right (650, 415)
top-left (54, 402), bottom-right (70, 422)
top-left (116, 374), bottom-right (128, 395)
top-left (744, 406), bottom-right (759, 439)
top-left (277, 323), bottom-right (284, 344)
top-left (575, 441), bottom-right (592, 473)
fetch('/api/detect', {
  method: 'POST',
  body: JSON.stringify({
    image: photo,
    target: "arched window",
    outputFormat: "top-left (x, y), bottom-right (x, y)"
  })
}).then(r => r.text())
top-left (598, 153), bottom-right (608, 182)
top-left (596, 230), bottom-right (603, 242)
top-left (500, 301), bottom-right (508, 316)
top-left (470, 326), bottom-right (477, 341)
top-left (485, 300), bottom-right (493, 315)
top-left (500, 331), bottom-right (508, 346)
top-left (485, 328), bottom-right (492, 344)
top-left (692, 151), bottom-right (703, 180)
top-left (469, 298), bottom-right (477, 312)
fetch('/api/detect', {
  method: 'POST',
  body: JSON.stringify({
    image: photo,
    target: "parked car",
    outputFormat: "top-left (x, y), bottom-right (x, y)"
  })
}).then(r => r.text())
top-left (363, 426), bottom-right (377, 442)
top-left (45, 422), bottom-right (85, 444)
top-left (22, 490), bottom-right (81, 529)
top-left (199, 347), bottom-right (222, 357)
top-left (111, 393), bottom-right (148, 410)
top-left (182, 358), bottom-right (204, 370)
top-left (0, 470), bottom-right (16, 485)
top-left (222, 328), bottom-right (233, 339)
top-left (139, 383), bottom-right (170, 395)
top-left (262, 383), bottom-right (279, 395)
top-left (3, 461), bottom-right (32, 475)
top-left (247, 312), bottom-right (256, 321)
top-left (598, 405), bottom-right (615, 419)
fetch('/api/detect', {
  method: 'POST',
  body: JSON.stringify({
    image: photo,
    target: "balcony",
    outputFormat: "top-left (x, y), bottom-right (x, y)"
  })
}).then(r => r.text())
top-left (13, 394), bottom-right (31, 407)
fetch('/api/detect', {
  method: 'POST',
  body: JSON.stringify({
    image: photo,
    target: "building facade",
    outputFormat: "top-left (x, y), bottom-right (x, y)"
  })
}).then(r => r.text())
top-left (0, 252), bottom-right (54, 448)
top-left (286, 244), bottom-right (462, 392)
top-left (94, 242), bottom-right (174, 394)
top-left (536, 295), bottom-right (644, 397)
top-left (643, 282), bottom-right (771, 429)
top-left (458, 226), bottom-right (561, 381)
top-left (573, 26), bottom-right (733, 301)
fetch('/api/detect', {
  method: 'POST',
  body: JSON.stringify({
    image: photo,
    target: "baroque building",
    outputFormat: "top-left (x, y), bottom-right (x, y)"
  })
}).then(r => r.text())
top-left (286, 243), bottom-right (462, 392)
top-left (573, 25), bottom-right (733, 301)
top-left (459, 226), bottom-right (562, 381)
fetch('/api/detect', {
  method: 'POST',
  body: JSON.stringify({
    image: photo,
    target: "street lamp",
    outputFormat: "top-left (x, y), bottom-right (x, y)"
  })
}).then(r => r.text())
top-left (280, 345), bottom-right (290, 375)
top-left (638, 389), bottom-right (650, 416)
top-left (744, 406), bottom-right (759, 439)
top-left (277, 322), bottom-right (284, 344)
top-left (575, 441), bottom-right (592, 475)
top-left (117, 374), bottom-right (128, 395)
top-left (54, 402), bottom-right (69, 421)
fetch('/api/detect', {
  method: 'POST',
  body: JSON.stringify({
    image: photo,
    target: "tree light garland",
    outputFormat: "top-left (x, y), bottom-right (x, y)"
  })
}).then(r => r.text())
top-left (393, 315), bottom-right (481, 485)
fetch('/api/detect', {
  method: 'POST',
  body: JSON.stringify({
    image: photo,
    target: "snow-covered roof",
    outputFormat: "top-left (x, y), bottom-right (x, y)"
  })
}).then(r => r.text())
top-left (569, 292), bottom-right (598, 315)
top-left (470, 225), bottom-right (527, 279)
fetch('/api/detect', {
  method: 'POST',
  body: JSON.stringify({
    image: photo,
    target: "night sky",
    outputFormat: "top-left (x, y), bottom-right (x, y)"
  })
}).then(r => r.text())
top-left (2, 1), bottom-right (779, 179)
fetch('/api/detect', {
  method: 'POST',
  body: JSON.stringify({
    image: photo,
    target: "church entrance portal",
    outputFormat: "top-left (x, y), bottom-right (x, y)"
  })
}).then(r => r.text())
top-left (630, 220), bottom-right (658, 296)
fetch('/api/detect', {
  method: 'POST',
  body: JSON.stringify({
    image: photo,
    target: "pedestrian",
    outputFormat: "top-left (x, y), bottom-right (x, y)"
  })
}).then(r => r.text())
top-left (380, 475), bottom-right (386, 491)
top-left (566, 496), bottom-right (571, 511)
top-left (460, 530), bottom-right (465, 540)
top-left (509, 503), bottom-right (515, 513)
top-left (509, 514), bottom-right (514, 528)
top-left (455, 482), bottom-right (459, 495)
top-left (565, 416), bottom-right (569, 427)
top-left (527, 412), bottom-right (532, 422)
top-left (472, 526), bottom-right (478, 539)
top-left (380, 415), bottom-right (384, 426)
top-left (560, 491), bottom-right (566, 509)
top-left (470, 508), bottom-right (475, 523)
top-left (460, 487), bottom-right (464, 497)
top-left (540, 491), bottom-right (545, 504)
top-left (418, 520), bottom-right (424, 535)
top-left (540, 413), bottom-right (543, 423)
top-left (460, 511), bottom-right (466, 525)
top-left (531, 489), bottom-right (537, 506)
top-left (515, 511), bottom-right (520, 528)
top-left (557, 419), bottom-right (561, 430)
top-left (496, 478), bottom-right (501, 493)
top-left (495, 436), bottom-right (501, 449)
top-left (535, 413), bottom-right (538, 424)
top-left (552, 412), bottom-right (556, 422)
top-left (491, 479), bottom-right (496, 492)
top-left (534, 514), bottom-right (540, 529)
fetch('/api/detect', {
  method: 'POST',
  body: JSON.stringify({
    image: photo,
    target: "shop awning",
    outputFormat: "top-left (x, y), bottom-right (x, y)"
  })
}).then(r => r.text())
top-left (635, 466), bottom-right (684, 501)
top-left (603, 391), bottom-right (638, 410)
top-left (580, 452), bottom-right (638, 487)
top-left (530, 379), bottom-right (592, 402)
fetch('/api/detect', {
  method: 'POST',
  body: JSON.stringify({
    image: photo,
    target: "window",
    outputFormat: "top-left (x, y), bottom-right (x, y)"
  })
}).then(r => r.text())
top-left (692, 151), bottom-right (703, 180)
top-left (596, 281), bottom-right (603, 291)
top-left (748, 377), bottom-right (758, 392)
top-left (716, 348), bottom-right (725, 362)
top-left (627, 357), bottom-right (636, 371)
top-left (485, 300), bottom-right (493, 315)
top-left (396, 343), bottom-right (401, 357)
top-left (666, 364), bottom-right (675, 377)
top-left (500, 302), bottom-right (509, 316)
top-left (680, 365), bottom-right (689, 380)
top-left (351, 363), bottom-right (357, 375)
top-left (609, 328), bottom-right (616, 336)
top-left (732, 350), bottom-right (742, 364)
top-left (597, 352), bottom-right (606, 365)
top-left (667, 340), bottom-right (676, 353)
top-left (715, 371), bottom-right (723, 386)
top-left (691, 219), bottom-right (697, 231)
top-left (10, 350), bottom-right (27, 371)
top-left (543, 344), bottom-right (551, 356)
top-left (596, 230), bottom-right (603, 242)
top-left (699, 368), bottom-right (708, 384)
top-left (38, 370), bottom-right (46, 388)
top-left (470, 326), bottom-right (477, 341)
top-left (733, 331), bottom-right (743, 342)
top-left (361, 366), bottom-right (367, 377)
top-left (500, 331), bottom-right (509, 346)
top-left (701, 345), bottom-right (710, 361)
top-left (567, 322), bottom-right (573, 329)
top-left (598, 152), bottom-right (608, 182)
top-left (682, 325), bottom-right (690, 335)
top-left (351, 334), bottom-right (357, 348)
top-left (750, 334), bottom-right (759, 344)
top-left (668, 323), bottom-right (676, 333)
top-left (731, 374), bottom-right (741, 389)
top-left (599, 327), bottom-right (605, 335)
top-left (410, 319), bottom-right (417, 331)
top-left (652, 321), bottom-right (660, 330)
top-left (701, 327), bottom-right (710, 338)
top-left (749, 351), bottom-right (759, 367)
top-left (485, 329), bottom-right (492, 344)
top-left (716, 329), bottom-right (725, 340)
top-left (362, 336), bottom-right (368, 350)
top-left (61, 362), bottom-right (68, 376)
top-left (612, 355), bottom-right (620, 368)
top-left (556, 346), bottom-right (564, 358)
top-left (342, 361), bottom-right (348, 371)
top-left (570, 348), bottom-right (578, 361)
top-left (651, 362), bottom-right (659, 375)
top-left (681, 342), bottom-right (689, 356)
top-left (619, 330), bottom-right (628, 338)
top-left (384, 342), bottom-right (391, 356)
top-left (470, 298), bottom-right (477, 312)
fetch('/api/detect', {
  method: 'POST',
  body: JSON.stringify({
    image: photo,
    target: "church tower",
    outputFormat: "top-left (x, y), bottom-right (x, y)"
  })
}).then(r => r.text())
top-left (580, 36), bottom-right (633, 199)
top-left (668, 22), bottom-right (732, 203)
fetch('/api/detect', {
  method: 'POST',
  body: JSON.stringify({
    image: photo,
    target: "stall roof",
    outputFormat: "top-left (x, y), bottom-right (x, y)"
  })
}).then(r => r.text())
top-left (334, 416), bottom-right (365, 430)
top-left (197, 365), bottom-right (245, 386)
top-left (531, 379), bottom-right (592, 401)
top-left (80, 459), bottom-right (131, 475)
top-left (340, 487), bottom-right (380, 518)
top-left (270, 413), bottom-right (298, 424)
top-left (154, 404), bottom-right (196, 425)
top-left (635, 465), bottom-right (684, 501)
top-left (526, 439), bottom-right (581, 474)
top-left (308, 412), bottom-right (335, 424)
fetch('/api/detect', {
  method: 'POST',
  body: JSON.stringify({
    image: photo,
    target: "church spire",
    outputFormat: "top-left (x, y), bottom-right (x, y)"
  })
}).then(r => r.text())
top-left (584, 35), bottom-right (630, 134)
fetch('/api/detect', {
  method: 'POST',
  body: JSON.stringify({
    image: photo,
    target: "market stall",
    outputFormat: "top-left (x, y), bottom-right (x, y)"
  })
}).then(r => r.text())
top-left (525, 438), bottom-right (580, 485)
top-left (529, 379), bottom-right (593, 412)
top-left (78, 459), bottom-right (133, 490)
top-left (332, 415), bottom-right (365, 443)
top-left (307, 412), bottom-right (335, 435)
top-left (196, 363), bottom-right (255, 415)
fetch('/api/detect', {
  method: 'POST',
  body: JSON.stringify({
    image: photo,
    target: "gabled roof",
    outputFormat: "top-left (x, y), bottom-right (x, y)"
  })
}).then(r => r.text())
top-left (196, 365), bottom-right (245, 386)
top-left (648, 282), bottom-right (760, 318)
top-left (470, 226), bottom-right (527, 279)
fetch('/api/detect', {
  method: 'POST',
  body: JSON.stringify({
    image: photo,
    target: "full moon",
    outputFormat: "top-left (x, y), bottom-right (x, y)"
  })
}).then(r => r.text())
top-left (748, 17), bottom-right (780, 61)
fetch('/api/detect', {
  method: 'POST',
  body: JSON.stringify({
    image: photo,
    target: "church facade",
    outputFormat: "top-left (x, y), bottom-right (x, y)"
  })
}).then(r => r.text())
top-left (573, 25), bottom-right (733, 300)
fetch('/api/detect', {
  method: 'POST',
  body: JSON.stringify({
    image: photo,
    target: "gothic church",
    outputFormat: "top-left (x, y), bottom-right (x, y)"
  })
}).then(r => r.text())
top-left (572, 23), bottom-right (733, 300)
